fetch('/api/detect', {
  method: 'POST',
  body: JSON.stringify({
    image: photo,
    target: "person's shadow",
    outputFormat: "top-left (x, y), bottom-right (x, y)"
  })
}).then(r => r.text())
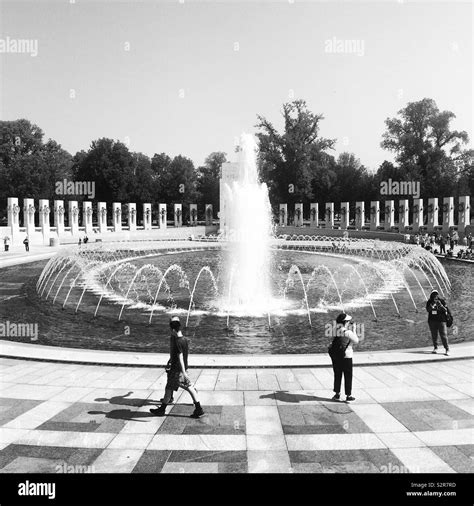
top-left (88, 409), bottom-right (156, 422)
top-left (260, 391), bottom-right (338, 403)
top-left (94, 391), bottom-right (158, 407)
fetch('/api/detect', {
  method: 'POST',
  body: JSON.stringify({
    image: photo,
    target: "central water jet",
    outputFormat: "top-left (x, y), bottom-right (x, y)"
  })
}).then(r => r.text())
top-left (223, 134), bottom-right (273, 314)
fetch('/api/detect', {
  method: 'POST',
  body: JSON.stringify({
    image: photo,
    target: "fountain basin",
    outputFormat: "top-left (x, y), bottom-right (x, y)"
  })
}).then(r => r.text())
top-left (0, 238), bottom-right (470, 354)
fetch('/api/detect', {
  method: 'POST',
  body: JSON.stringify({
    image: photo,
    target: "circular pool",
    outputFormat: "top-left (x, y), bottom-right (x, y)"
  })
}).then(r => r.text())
top-left (1, 239), bottom-right (472, 354)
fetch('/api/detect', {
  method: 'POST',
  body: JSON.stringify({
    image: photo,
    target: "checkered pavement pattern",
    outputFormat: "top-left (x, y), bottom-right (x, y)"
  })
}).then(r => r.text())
top-left (0, 358), bottom-right (473, 473)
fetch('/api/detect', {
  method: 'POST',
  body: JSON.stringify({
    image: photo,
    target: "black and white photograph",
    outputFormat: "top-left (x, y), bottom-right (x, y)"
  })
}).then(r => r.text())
top-left (0, 0), bottom-right (472, 505)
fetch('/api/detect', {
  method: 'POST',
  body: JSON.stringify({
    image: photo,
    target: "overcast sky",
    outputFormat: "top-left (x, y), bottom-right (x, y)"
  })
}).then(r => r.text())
top-left (0, 0), bottom-right (472, 171)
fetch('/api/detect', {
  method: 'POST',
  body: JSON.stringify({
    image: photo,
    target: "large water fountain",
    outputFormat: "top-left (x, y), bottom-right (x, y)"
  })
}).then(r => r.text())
top-left (221, 134), bottom-right (273, 315)
top-left (15, 134), bottom-right (471, 353)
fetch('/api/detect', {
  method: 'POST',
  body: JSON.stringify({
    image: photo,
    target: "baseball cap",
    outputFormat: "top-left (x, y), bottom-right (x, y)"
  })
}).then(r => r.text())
top-left (336, 313), bottom-right (352, 324)
top-left (170, 316), bottom-right (180, 323)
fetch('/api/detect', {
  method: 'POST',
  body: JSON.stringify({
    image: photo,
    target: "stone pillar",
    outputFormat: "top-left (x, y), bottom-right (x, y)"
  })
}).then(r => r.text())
top-left (98, 202), bottom-right (107, 233)
top-left (427, 198), bottom-right (439, 232)
top-left (189, 204), bottom-right (197, 226)
top-left (279, 204), bottom-right (288, 226)
top-left (159, 204), bottom-right (167, 229)
top-left (310, 203), bottom-right (318, 227)
top-left (68, 200), bottom-right (79, 236)
top-left (458, 196), bottom-right (471, 232)
top-left (413, 198), bottom-right (424, 231)
top-left (399, 199), bottom-right (409, 230)
top-left (83, 201), bottom-right (93, 235)
top-left (325, 202), bottom-right (334, 229)
top-left (370, 201), bottom-right (380, 231)
top-left (340, 202), bottom-right (349, 230)
top-left (294, 203), bottom-right (303, 227)
top-left (442, 197), bottom-right (454, 233)
top-left (205, 204), bottom-right (213, 226)
top-left (355, 201), bottom-right (365, 229)
top-left (23, 198), bottom-right (36, 237)
top-left (384, 200), bottom-right (395, 231)
top-left (174, 204), bottom-right (183, 227)
top-left (113, 203), bottom-right (122, 232)
top-left (128, 203), bottom-right (136, 231)
top-left (7, 197), bottom-right (20, 237)
top-left (54, 200), bottom-right (65, 235)
top-left (143, 203), bottom-right (152, 230)
top-left (39, 199), bottom-right (51, 242)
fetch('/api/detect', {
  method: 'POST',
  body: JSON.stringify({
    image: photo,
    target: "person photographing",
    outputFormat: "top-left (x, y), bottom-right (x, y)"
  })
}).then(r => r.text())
top-left (150, 316), bottom-right (204, 418)
top-left (329, 313), bottom-right (359, 402)
top-left (426, 290), bottom-right (452, 356)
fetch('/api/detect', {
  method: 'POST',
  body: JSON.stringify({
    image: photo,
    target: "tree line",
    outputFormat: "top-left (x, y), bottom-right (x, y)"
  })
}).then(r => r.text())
top-left (1, 98), bottom-right (472, 223)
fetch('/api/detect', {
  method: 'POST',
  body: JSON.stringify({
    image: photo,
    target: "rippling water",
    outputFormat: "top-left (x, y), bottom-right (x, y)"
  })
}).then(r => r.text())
top-left (1, 250), bottom-right (472, 354)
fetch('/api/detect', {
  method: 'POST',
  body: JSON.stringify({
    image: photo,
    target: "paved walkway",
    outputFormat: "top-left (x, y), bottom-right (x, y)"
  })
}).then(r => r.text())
top-left (0, 357), bottom-right (472, 474)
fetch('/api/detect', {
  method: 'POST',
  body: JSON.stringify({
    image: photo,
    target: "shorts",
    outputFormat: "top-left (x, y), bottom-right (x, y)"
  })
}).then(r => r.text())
top-left (166, 370), bottom-right (192, 391)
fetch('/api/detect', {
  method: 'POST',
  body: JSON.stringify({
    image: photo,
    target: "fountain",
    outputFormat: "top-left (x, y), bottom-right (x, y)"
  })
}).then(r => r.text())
top-left (221, 134), bottom-right (273, 314)
top-left (20, 136), bottom-right (473, 354)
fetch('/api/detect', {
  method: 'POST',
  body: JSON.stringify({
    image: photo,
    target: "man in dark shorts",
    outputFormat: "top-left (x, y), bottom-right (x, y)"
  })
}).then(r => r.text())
top-left (150, 316), bottom-right (204, 418)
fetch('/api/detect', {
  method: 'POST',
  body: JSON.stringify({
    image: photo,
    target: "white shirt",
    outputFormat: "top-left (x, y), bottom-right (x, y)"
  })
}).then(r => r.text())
top-left (341, 328), bottom-right (359, 358)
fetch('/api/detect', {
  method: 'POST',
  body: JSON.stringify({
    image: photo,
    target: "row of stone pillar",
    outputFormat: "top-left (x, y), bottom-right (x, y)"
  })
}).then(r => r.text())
top-left (279, 196), bottom-right (471, 233)
top-left (6, 199), bottom-right (214, 236)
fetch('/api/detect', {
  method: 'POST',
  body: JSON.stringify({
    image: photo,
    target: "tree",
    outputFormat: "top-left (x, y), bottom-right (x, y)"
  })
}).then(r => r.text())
top-left (152, 154), bottom-right (199, 205)
top-left (0, 119), bottom-right (44, 167)
top-left (73, 138), bottom-right (135, 202)
top-left (255, 100), bottom-right (336, 206)
top-left (381, 98), bottom-right (471, 197)
top-left (0, 120), bottom-right (73, 220)
top-left (197, 152), bottom-right (227, 209)
top-left (330, 153), bottom-right (375, 204)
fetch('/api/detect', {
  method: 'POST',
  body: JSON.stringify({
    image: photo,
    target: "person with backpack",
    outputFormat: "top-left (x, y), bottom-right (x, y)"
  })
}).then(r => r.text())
top-left (150, 316), bottom-right (204, 418)
top-left (426, 290), bottom-right (452, 356)
top-left (329, 313), bottom-right (359, 402)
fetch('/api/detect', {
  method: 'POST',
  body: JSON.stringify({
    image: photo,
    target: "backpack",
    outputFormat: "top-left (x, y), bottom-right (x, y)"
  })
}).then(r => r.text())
top-left (328, 333), bottom-right (350, 361)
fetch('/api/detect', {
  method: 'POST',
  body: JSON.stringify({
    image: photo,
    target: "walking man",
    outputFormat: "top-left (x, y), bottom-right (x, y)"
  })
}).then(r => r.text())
top-left (330, 313), bottom-right (359, 402)
top-left (23, 236), bottom-right (29, 252)
top-left (150, 316), bottom-right (204, 418)
top-left (426, 290), bottom-right (451, 356)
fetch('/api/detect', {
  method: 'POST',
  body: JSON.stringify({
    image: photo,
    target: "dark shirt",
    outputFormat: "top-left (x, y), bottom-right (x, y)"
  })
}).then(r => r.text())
top-left (426, 298), bottom-right (450, 322)
top-left (169, 333), bottom-right (189, 372)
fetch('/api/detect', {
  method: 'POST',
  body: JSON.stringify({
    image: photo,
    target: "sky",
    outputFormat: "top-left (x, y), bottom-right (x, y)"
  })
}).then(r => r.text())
top-left (0, 0), bottom-right (472, 171)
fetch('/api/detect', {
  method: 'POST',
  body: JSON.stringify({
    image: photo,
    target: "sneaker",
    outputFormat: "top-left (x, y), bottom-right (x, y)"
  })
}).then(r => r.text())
top-left (431, 348), bottom-right (438, 354)
top-left (345, 396), bottom-right (355, 402)
top-left (160, 396), bottom-right (174, 404)
top-left (150, 406), bottom-right (167, 416)
top-left (190, 406), bottom-right (205, 418)
top-left (332, 393), bottom-right (340, 401)
top-left (445, 350), bottom-right (450, 356)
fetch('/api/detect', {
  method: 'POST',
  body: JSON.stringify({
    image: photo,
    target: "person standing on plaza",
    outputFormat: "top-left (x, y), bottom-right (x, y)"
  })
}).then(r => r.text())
top-left (329, 313), bottom-right (359, 402)
top-left (426, 290), bottom-right (452, 356)
top-left (453, 230), bottom-right (459, 246)
top-left (3, 236), bottom-right (10, 252)
top-left (150, 316), bottom-right (205, 418)
top-left (23, 236), bottom-right (29, 252)
top-left (439, 235), bottom-right (446, 254)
